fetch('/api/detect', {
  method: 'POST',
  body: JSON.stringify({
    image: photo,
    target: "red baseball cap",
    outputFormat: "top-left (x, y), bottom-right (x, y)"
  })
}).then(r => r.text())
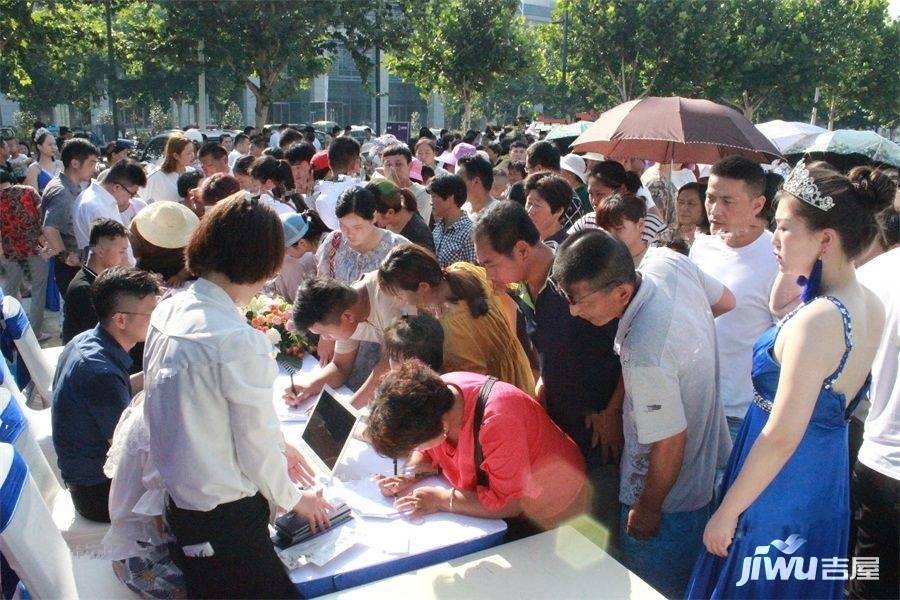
top-left (311, 150), bottom-right (330, 171)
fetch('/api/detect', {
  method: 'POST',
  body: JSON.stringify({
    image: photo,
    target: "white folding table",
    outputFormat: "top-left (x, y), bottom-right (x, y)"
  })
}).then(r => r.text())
top-left (275, 354), bottom-right (506, 597)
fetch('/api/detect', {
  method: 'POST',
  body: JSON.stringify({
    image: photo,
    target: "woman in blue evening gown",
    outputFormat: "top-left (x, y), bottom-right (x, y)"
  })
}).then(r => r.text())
top-left (23, 128), bottom-right (62, 194)
top-left (687, 162), bottom-right (895, 599)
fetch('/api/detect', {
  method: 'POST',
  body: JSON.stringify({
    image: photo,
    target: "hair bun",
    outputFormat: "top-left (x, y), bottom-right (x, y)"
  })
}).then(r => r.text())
top-left (848, 166), bottom-right (896, 214)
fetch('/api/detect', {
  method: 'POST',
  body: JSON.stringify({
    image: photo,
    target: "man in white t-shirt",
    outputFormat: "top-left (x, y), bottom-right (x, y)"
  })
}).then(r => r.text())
top-left (228, 133), bottom-right (250, 168)
top-left (690, 156), bottom-right (790, 441)
top-left (287, 272), bottom-right (415, 409)
top-left (72, 159), bottom-right (146, 265)
top-left (851, 247), bottom-right (899, 599)
top-left (314, 136), bottom-right (361, 230)
top-left (269, 124), bottom-right (286, 150)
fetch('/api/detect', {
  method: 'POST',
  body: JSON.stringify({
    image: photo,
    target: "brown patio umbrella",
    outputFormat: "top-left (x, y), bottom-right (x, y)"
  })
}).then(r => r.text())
top-left (571, 97), bottom-right (781, 164)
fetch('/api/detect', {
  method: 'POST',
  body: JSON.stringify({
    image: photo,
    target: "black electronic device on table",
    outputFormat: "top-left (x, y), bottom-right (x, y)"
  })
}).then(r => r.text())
top-left (272, 501), bottom-right (353, 549)
top-left (271, 386), bottom-right (360, 550)
top-left (296, 385), bottom-right (359, 477)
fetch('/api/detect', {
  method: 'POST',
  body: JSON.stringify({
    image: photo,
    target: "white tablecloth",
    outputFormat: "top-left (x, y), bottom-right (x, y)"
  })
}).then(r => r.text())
top-left (273, 353), bottom-right (506, 596)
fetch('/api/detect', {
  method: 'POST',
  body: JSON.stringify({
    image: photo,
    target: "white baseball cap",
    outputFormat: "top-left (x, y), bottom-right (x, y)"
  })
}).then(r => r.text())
top-left (560, 153), bottom-right (587, 184)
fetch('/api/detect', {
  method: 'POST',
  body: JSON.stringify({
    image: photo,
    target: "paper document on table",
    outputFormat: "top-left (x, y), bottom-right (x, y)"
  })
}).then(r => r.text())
top-left (276, 402), bottom-right (311, 423)
top-left (333, 478), bottom-right (403, 519)
top-left (277, 523), bottom-right (360, 569)
top-left (377, 529), bottom-right (410, 555)
top-left (273, 373), bottom-right (312, 422)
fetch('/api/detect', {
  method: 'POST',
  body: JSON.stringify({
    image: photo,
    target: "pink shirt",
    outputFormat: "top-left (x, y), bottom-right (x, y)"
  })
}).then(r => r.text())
top-left (426, 372), bottom-right (587, 526)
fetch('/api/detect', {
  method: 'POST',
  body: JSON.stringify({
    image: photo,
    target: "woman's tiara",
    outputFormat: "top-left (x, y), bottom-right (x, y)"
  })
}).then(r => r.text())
top-left (783, 160), bottom-right (834, 211)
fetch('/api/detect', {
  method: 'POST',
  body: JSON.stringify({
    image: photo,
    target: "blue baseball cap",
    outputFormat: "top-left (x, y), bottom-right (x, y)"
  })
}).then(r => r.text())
top-left (280, 212), bottom-right (309, 247)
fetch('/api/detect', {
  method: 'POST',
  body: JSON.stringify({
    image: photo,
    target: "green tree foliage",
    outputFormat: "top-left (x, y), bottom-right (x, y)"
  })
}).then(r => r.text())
top-left (2, 0), bottom-right (895, 133)
top-left (147, 104), bottom-right (170, 134)
top-left (0, 1), bottom-right (106, 115)
top-left (800, 0), bottom-right (899, 129)
top-left (538, 0), bottom-right (718, 112)
top-left (696, 0), bottom-right (805, 120)
top-left (161, 0), bottom-right (392, 129)
top-left (220, 101), bottom-right (244, 131)
top-left (0, 0), bottom-right (36, 90)
top-left (11, 110), bottom-right (37, 140)
top-left (385, 0), bottom-right (530, 131)
top-left (540, 0), bottom-right (897, 126)
top-left (475, 29), bottom-right (549, 124)
top-left (112, 1), bottom-right (199, 118)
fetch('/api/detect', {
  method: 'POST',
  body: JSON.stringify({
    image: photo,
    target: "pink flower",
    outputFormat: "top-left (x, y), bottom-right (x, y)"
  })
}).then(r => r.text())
top-left (285, 319), bottom-right (296, 332)
top-left (272, 316), bottom-right (283, 326)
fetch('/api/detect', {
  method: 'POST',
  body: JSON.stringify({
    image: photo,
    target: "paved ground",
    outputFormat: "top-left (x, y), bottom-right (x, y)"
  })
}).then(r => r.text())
top-left (18, 296), bottom-right (64, 349)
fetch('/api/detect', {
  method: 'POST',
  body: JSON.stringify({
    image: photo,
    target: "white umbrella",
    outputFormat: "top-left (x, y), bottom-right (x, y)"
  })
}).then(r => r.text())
top-left (784, 129), bottom-right (900, 168)
top-left (755, 120), bottom-right (827, 153)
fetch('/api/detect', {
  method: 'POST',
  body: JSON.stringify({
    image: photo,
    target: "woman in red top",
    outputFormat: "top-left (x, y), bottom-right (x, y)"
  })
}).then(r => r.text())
top-left (368, 362), bottom-right (588, 533)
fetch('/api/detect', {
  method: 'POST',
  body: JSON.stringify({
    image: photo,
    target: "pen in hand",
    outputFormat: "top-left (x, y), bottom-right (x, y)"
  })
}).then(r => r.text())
top-left (290, 372), bottom-right (296, 395)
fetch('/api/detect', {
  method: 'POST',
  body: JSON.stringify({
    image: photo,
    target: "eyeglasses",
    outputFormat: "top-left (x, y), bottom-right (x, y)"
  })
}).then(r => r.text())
top-left (547, 276), bottom-right (617, 306)
top-left (117, 311), bottom-right (153, 317)
top-left (118, 183), bottom-right (140, 198)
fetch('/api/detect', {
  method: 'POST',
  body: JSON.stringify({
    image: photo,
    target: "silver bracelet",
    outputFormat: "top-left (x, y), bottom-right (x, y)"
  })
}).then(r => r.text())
top-left (449, 487), bottom-right (455, 513)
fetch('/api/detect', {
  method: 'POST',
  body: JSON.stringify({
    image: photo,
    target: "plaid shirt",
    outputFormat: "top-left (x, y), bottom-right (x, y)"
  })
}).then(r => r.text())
top-left (432, 212), bottom-right (477, 267)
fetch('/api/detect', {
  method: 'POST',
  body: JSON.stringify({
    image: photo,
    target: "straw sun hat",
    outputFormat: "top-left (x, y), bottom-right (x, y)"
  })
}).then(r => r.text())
top-left (131, 201), bottom-right (199, 249)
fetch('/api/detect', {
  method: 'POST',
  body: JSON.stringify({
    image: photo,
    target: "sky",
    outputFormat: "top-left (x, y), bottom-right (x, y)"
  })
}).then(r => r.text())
top-left (891, 0), bottom-right (899, 18)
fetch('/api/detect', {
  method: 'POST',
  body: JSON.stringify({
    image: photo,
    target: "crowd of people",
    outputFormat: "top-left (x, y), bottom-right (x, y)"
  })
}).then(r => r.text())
top-left (1, 119), bottom-right (898, 600)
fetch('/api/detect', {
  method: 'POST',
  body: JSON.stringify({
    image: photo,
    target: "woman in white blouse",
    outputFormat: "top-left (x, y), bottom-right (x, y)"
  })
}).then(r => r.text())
top-left (143, 192), bottom-right (329, 598)
top-left (141, 133), bottom-right (195, 203)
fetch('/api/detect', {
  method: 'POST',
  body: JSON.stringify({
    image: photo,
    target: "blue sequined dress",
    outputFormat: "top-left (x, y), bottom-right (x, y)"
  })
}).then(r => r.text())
top-left (687, 296), bottom-right (867, 599)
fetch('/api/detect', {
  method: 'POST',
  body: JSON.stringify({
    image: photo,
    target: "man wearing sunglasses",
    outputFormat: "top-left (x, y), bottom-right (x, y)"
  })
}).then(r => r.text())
top-left (473, 201), bottom-right (623, 552)
top-left (551, 229), bottom-right (734, 598)
top-left (72, 158), bottom-right (147, 264)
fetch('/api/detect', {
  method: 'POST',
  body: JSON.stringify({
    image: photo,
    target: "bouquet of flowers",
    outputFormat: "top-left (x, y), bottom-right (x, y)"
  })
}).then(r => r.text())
top-left (245, 295), bottom-right (314, 359)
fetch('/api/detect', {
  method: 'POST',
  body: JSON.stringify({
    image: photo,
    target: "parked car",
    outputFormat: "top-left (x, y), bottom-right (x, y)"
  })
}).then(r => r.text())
top-left (348, 125), bottom-right (369, 145)
top-left (312, 120), bottom-right (339, 133)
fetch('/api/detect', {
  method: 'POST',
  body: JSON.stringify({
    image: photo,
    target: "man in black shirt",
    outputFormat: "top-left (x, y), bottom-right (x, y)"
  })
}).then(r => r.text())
top-left (63, 219), bottom-right (130, 343)
top-left (474, 200), bottom-right (623, 553)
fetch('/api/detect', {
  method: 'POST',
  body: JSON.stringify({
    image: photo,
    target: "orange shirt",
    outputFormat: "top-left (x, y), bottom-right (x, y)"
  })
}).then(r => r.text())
top-left (425, 372), bottom-right (587, 528)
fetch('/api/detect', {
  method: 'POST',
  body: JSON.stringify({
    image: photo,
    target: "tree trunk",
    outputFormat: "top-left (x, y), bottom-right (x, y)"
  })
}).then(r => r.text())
top-left (248, 70), bottom-right (277, 130)
top-left (827, 97), bottom-right (836, 131)
top-left (742, 90), bottom-right (754, 121)
top-left (462, 87), bottom-right (472, 132)
top-left (255, 96), bottom-right (269, 131)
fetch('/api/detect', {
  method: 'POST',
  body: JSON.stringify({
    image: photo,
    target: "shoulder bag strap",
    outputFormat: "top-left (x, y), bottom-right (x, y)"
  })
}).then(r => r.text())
top-left (473, 376), bottom-right (498, 488)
